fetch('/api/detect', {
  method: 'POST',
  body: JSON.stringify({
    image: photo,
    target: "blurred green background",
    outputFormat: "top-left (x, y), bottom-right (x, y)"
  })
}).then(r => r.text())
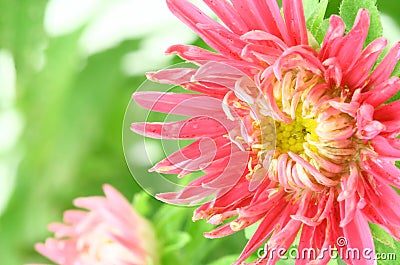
top-left (0, 0), bottom-right (398, 265)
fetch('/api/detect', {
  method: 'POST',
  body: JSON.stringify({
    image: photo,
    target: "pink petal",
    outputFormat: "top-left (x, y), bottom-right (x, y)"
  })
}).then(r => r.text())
top-left (73, 196), bottom-right (106, 211)
top-left (297, 224), bottom-right (315, 265)
top-left (204, 199), bottom-right (277, 238)
top-left (336, 9), bottom-right (370, 71)
top-left (48, 222), bottom-right (75, 238)
top-left (131, 116), bottom-right (231, 140)
top-left (379, 119), bottom-right (400, 133)
top-left (364, 179), bottom-right (400, 226)
top-left (282, 0), bottom-right (308, 46)
top-left (290, 191), bottom-right (319, 226)
top-left (356, 103), bottom-right (385, 139)
top-left (241, 43), bottom-right (282, 66)
top-left (263, 0), bottom-right (291, 43)
top-left (166, 0), bottom-right (245, 57)
top-left (329, 100), bottom-right (359, 117)
top-left (316, 188), bottom-right (335, 223)
top-left (241, 30), bottom-right (288, 50)
top-left (201, 151), bottom-right (250, 189)
top-left (297, 218), bottom-right (333, 265)
top-left (273, 46), bottom-right (323, 80)
top-left (150, 137), bottom-right (230, 175)
top-left (247, 0), bottom-right (289, 41)
top-left (156, 187), bottom-right (216, 205)
top-left (363, 204), bottom-right (400, 240)
top-left (344, 38), bottom-right (388, 89)
top-left (360, 76), bottom-right (400, 107)
top-left (371, 136), bottom-right (400, 159)
top-left (203, 223), bottom-right (239, 238)
top-left (319, 15), bottom-right (346, 62)
top-left (132, 92), bottom-right (226, 117)
top-left (35, 239), bottom-right (76, 265)
top-left (63, 210), bottom-right (87, 224)
top-left (341, 209), bottom-right (376, 265)
top-left (288, 152), bottom-right (339, 187)
top-left (374, 99), bottom-right (400, 118)
top-left (304, 147), bottom-right (345, 174)
top-left (184, 82), bottom-right (229, 98)
top-left (368, 41), bottom-right (400, 89)
top-left (339, 196), bottom-right (357, 227)
top-left (233, 202), bottom-right (289, 265)
top-left (146, 68), bottom-right (196, 85)
top-left (361, 156), bottom-right (400, 190)
top-left (277, 153), bottom-right (291, 189)
top-left (338, 163), bottom-right (359, 202)
top-left (230, 0), bottom-right (269, 33)
top-left (292, 161), bottom-right (323, 191)
top-left (203, 0), bottom-right (249, 34)
top-left (266, 219), bottom-right (302, 264)
top-left (323, 57), bottom-right (343, 87)
top-left (193, 61), bottom-right (246, 89)
top-left (165, 44), bottom-right (256, 72)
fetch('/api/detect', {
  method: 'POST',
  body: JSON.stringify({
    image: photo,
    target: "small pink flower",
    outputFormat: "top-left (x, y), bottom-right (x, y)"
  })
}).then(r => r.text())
top-left (33, 185), bottom-right (158, 265)
top-left (133, 0), bottom-right (400, 264)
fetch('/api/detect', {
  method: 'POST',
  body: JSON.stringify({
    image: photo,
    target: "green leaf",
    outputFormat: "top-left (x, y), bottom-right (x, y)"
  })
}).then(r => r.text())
top-left (132, 192), bottom-right (152, 217)
top-left (339, 0), bottom-right (383, 45)
top-left (325, 0), bottom-right (342, 17)
top-left (206, 255), bottom-right (239, 265)
top-left (306, 0), bottom-right (329, 41)
top-left (244, 221), bottom-right (260, 240)
top-left (386, 90), bottom-right (400, 103)
top-left (393, 61), bottom-right (400, 78)
top-left (370, 224), bottom-right (395, 248)
top-left (153, 205), bottom-right (189, 235)
top-left (163, 232), bottom-right (192, 254)
top-left (303, 0), bottom-right (319, 19)
top-left (276, 258), bottom-right (295, 265)
top-left (327, 259), bottom-right (339, 265)
top-left (370, 223), bottom-right (400, 265)
top-left (336, 257), bottom-right (348, 265)
top-left (314, 19), bottom-right (330, 44)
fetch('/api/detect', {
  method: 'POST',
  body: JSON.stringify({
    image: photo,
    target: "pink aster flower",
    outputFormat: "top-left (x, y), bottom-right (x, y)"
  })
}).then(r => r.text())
top-left (132, 0), bottom-right (400, 264)
top-left (33, 185), bottom-right (159, 265)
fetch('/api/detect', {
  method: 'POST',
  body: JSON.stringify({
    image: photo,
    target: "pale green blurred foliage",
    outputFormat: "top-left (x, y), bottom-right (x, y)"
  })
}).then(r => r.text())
top-left (0, 0), bottom-right (243, 264)
top-left (0, 0), bottom-right (144, 263)
top-left (0, 0), bottom-right (398, 265)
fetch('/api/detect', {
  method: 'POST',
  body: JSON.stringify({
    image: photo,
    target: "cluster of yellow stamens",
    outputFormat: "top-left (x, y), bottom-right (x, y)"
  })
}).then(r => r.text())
top-left (275, 109), bottom-right (318, 154)
top-left (252, 106), bottom-right (318, 156)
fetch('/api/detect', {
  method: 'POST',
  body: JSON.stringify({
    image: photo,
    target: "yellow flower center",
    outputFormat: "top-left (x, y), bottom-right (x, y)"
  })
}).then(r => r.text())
top-left (275, 108), bottom-right (318, 154)
top-left (254, 106), bottom-right (318, 156)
